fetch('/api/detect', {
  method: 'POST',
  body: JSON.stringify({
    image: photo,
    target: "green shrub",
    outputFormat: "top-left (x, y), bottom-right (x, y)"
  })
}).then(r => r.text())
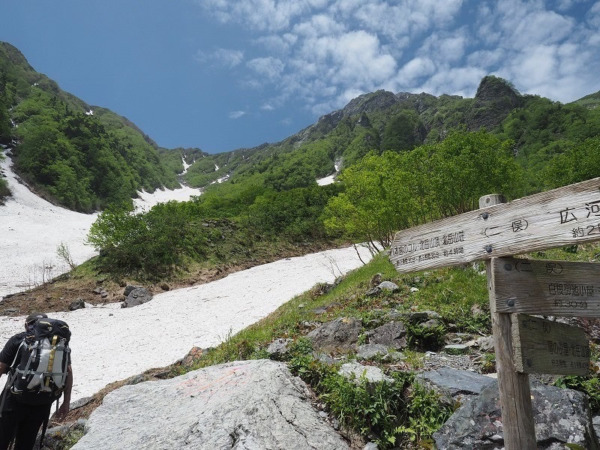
top-left (406, 322), bottom-right (446, 351)
top-left (394, 382), bottom-right (454, 445)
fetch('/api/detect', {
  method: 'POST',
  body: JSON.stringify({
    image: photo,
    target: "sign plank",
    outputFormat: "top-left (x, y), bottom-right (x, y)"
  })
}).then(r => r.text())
top-left (389, 177), bottom-right (600, 273)
top-left (512, 314), bottom-right (590, 375)
top-left (493, 257), bottom-right (600, 317)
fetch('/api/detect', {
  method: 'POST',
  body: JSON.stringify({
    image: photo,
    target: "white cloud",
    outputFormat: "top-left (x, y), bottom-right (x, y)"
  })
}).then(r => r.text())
top-left (247, 57), bottom-right (285, 81)
top-left (196, 48), bottom-right (244, 68)
top-left (229, 110), bottom-right (247, 119)
top-left (396, 57), bottom-right (436, 84)
top-left (589, 1), bottom-right (600, 27)
top-left (299, 30), bottom-right (397, 87)
top-left (420, 66), bottom-right (487, 98)
top-left (201, 0), bottom-right (319, 32)
top-left (420, 30), bottom-right (468, 64)
top-left (293, 13), bottom-right (345, 38)
top-left (199, 0), bottom-right (600, 118)
top-left (466, 49), bottom-right (504, 68)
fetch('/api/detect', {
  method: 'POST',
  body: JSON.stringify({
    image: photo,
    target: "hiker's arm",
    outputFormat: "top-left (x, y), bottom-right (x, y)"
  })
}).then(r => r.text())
top-left (0, 361), bottom-right (7, 376)
top-left (55, 365), bottom-right (73, 420)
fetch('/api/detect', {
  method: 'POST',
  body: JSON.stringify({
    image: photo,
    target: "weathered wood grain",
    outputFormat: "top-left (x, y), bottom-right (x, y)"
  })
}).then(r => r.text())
top-left (512, 314), bottom-right (590, 375)
top-left (493, 257), bottom-right (600, 317)
top-left (390, 177), bottom-right (600, 273)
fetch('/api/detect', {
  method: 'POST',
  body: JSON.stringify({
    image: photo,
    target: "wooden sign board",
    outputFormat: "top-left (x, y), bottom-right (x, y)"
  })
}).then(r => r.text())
top-left (389, 177), bottom-right (600, 273)
top-left (493, 257), bottom-right (600, 317)
top-left (512, 314), bottom-right (590, 375)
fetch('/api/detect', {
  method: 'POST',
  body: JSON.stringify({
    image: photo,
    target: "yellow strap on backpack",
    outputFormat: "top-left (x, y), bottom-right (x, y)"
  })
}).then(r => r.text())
top-left (45, 335), bottom-right (58, 387)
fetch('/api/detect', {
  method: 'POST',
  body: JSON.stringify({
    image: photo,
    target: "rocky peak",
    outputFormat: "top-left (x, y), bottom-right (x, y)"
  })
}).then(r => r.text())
top-left (468, 75), bottom-right (524, 130)
top-left (474, 75), bottom-right (521, 106)
top-left (342, 90), bottom-right (399, 117)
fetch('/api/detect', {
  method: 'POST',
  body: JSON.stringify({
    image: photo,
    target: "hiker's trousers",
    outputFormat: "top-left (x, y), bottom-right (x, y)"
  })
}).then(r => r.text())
top-left (0, 398), bottom-right (51, 450)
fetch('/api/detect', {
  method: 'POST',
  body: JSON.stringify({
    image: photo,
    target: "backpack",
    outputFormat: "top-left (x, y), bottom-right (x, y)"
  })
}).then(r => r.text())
top-left (8, 318), bottom-right (71, 405)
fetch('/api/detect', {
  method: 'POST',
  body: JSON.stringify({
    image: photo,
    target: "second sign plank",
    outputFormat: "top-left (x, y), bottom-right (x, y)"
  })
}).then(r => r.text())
top-left (493, 257), bottom-right (600, 318)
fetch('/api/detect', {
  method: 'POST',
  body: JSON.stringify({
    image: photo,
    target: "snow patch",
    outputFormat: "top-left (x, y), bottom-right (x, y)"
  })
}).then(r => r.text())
top-left (0, 150), bottom-right (203, 297)
top-left (317, 175), bottom-right (336, 186)
top-left (133, 185), bottom-right (202, 212)
top-left (181, 156), bottom-right (191, 175)
top-left (0, 153), bottom-right (98, 298)
top-left (0, 245), bottom-right (372, 402)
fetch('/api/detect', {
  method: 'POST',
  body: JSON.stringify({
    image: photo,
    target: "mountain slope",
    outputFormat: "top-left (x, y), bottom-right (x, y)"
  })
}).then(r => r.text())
top-left (0, 42), bottom-right (179, 211)
top-left (3, 41), bottom-right (600, 211)
top-left (184, 75), bottom-right (600, 196)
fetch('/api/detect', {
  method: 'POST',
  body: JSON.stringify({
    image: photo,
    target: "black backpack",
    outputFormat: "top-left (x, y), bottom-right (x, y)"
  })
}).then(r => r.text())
top-left (8, 318), bottom-right (71, 405)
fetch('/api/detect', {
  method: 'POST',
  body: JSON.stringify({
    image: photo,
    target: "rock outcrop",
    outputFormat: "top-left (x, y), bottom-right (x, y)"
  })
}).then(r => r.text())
top-left (434, 379), bottom-right (599, 449)
top-left (72, 360), bottom-right (348, 450)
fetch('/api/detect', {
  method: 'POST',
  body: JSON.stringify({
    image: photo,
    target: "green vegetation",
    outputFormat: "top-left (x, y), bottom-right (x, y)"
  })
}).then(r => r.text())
top-left (3, 39), bottom-right (600, 450)
top-left (0, 42), bottom-right (177, 211)
top-left (0, 151), bottom-right (9, 203)
top-left (167, 243), bottom-right (600, 447)
top-left (165, 252), bottom-right (491, 447)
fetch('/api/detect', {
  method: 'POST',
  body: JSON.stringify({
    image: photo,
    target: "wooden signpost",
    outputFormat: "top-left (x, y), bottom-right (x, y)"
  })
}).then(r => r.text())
top-left (387, 177), bottom-right (600, 450)
top-left (389, 177), bottom-right (600, 273)
top-left (512, 314), bottom-right (590, 375)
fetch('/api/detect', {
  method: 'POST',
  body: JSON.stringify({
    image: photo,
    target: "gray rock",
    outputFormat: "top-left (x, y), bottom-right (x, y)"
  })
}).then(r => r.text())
top-left (594, 416), bottom-right (600, 441)
top-left (122, 287), bottom-right (153, 308)
top-left (433, 380), bottom-right (599, 449)
top-left (356, 344), bottom-right (389, 360)
top-left (378, 281), bottom-right (399, 292)
top-left (475, 335), bottom-right (495, 352)
top-left (338, 362), bottom-right (393, 384)
top-left (366, 281), bottom-right (400, 296)
top-left (40, 419), bottom-right (87, 449)
top-left (306, 317), bottom-right (361, 352)
top-left (69, 298), bottom-right (85, 311)
top-left (68, 396), bottom-right (94, 411)
top-left (368, 321), bottom-right (407, 349)
top-left (73, 360), bottom-right (348, 450)
top-left (123, 284), bottom-right (141, 296)
top-left (417, 368), bottom-right (495, 403)
top-left (266, 338), bottom-right (293, 360)
top-left (364, 443), bottom-right (378, 450)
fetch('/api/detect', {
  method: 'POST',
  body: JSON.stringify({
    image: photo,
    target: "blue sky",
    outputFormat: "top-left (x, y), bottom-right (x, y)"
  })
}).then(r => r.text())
top-left (1, 0), bottom-right (599, 153)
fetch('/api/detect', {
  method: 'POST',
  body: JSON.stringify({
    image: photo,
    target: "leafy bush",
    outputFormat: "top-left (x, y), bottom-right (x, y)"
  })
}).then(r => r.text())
top-left (87, 202), bottom-right (208, 278)
top-left (0, 177), bottom-right (9, 203)
top-left (541, 137), bottom-right (600, 189)
top-left (288, 349), bottom-right (451, 449)
top-left (395, 382), bottom-right (454, 445)
top-left (405, 321), bottom-right (446, 352)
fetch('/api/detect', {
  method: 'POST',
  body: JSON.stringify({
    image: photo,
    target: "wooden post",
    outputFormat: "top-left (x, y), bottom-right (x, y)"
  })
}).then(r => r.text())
top-left (481, 194), bottom-right (536, 450)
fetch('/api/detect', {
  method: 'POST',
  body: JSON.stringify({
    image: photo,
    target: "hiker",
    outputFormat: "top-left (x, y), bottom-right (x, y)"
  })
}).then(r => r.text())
top-left (0, 313), bottom-right (73, 450)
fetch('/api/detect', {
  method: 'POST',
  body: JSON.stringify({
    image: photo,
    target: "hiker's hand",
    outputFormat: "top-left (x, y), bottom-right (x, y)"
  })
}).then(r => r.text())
top-left (55, 402), bottom-right (70, 421)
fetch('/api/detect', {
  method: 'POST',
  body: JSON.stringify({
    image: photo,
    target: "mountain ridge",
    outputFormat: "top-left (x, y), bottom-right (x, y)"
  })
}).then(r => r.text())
top-left (2, 40), bottom-right (600, 210)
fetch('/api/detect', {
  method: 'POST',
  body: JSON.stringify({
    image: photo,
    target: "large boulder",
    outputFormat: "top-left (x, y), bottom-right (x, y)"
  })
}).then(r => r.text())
top-left (416, 368), bottom-right (496, 406)
top-left (72, 360), bottom-right (348, 450)
top-left (433, 380), bottom-right (599, 449)
top-left (306, 317), bottom-right (361, 353)
top-left (122, 287), bottom-right (153, 308)
top-left (367, 321), bottom-right (407, 349)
